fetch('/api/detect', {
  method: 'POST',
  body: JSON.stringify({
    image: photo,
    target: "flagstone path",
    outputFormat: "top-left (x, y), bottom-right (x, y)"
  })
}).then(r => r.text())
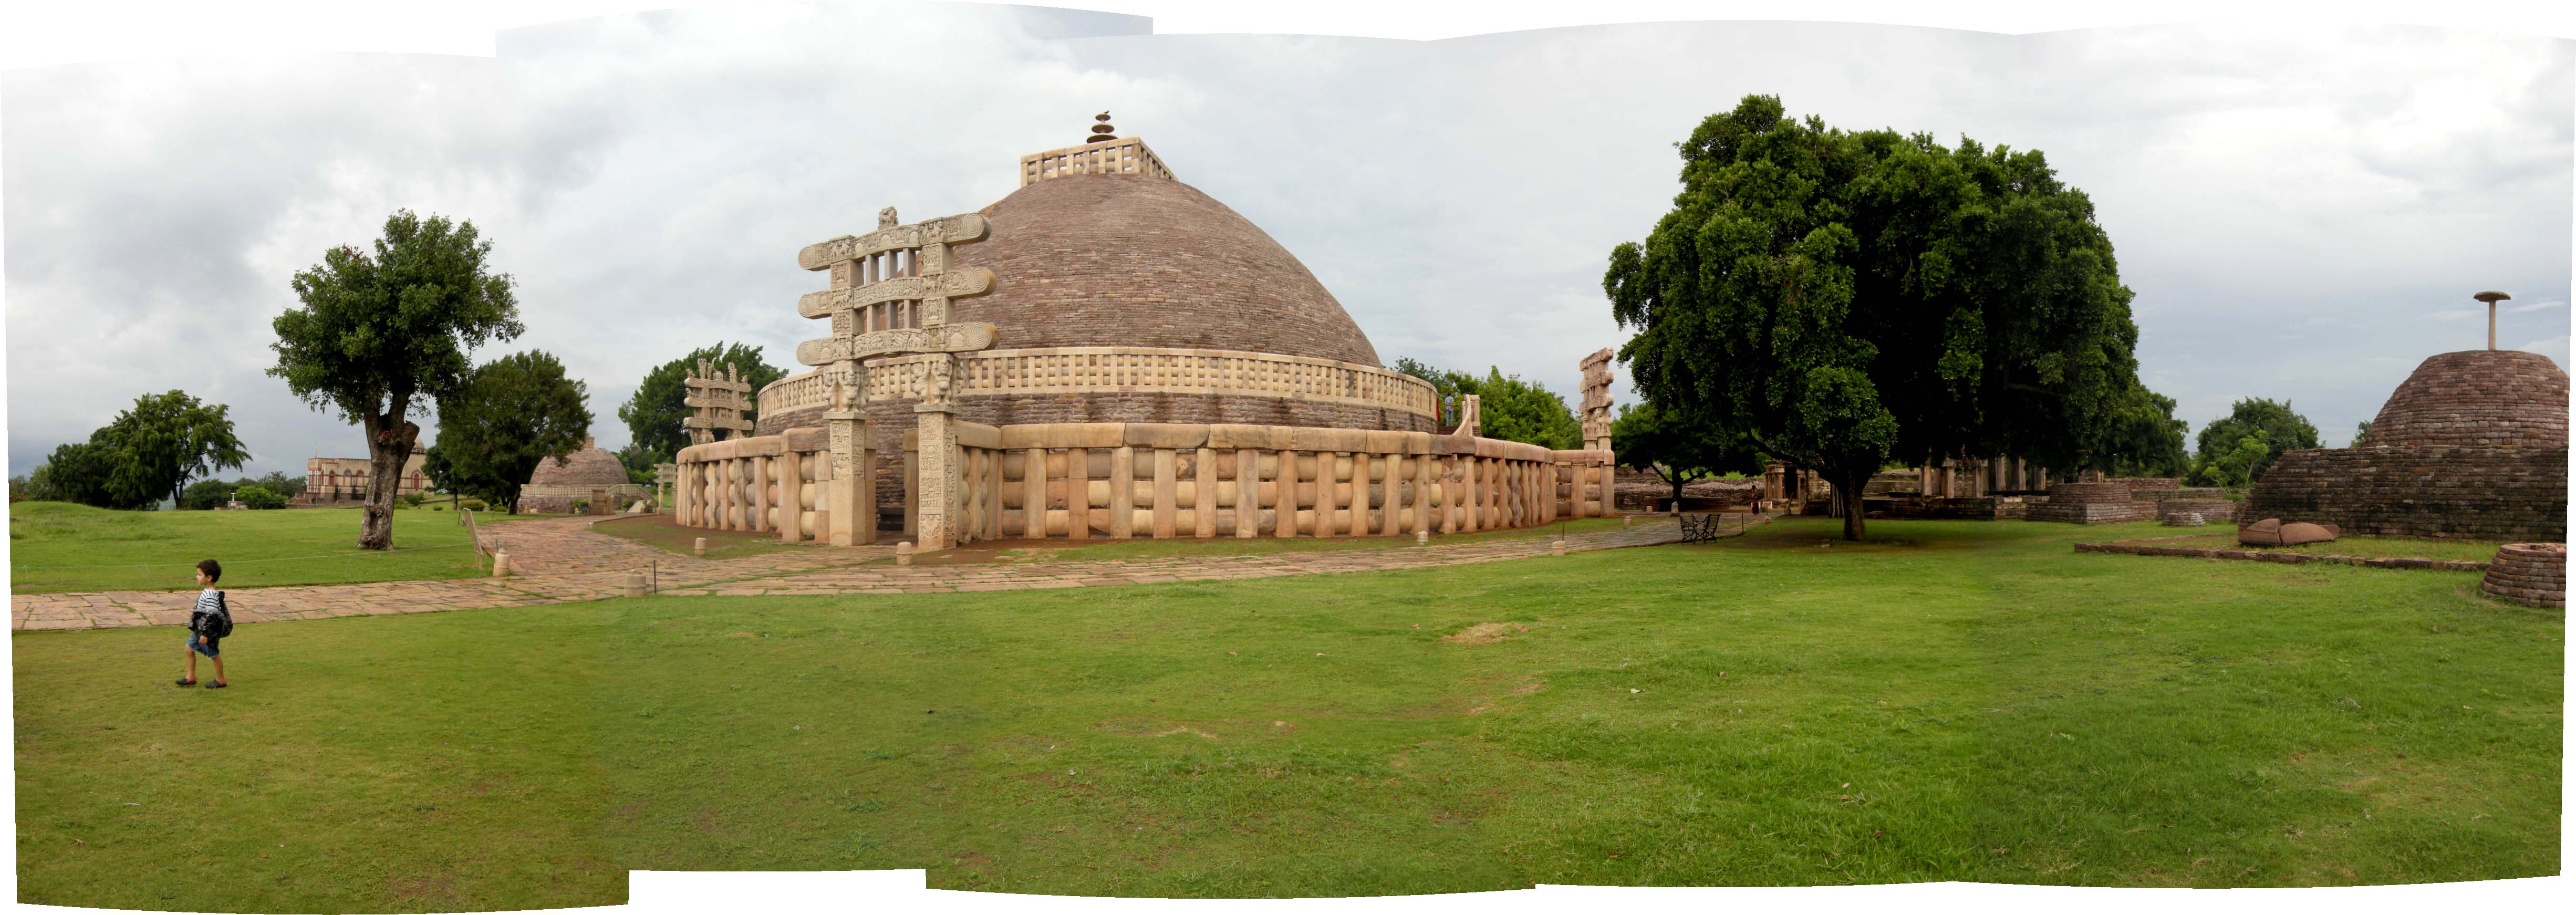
top-left (12, 515), bottom-right (1751, 632)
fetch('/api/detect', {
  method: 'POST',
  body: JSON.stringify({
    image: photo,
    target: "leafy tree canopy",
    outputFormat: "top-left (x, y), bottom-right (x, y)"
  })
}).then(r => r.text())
top-left (24, 441), bottom-right (143, 509)
top-left (424, 350), bottom-right (594, 514)
top-left (2188, 435), bottom-right (2272, 489)
top-left (269, 209), bottom-right (522, 547)
top-left (2189, 397), bottom-right (2317, 484)
top-left (89, 390), bottom-right (252, 510)
top-left (1390, 359), bottom-right (1581, 449)
top-left (181, 479), bottom-right (240, 511)
top-left (616, 442), bottom-right (662, 486)
top-left (2085, 384), bottom-right (2190, 477)
top-left (2353, 419), bottom-right (2373, 448)
top-left (1605, 95), bottom-right (2142, 538)
top-left (1610, 401), bottom-right (1766, 505)
top-left (234, 485), bottom-right (288, 510)
top-left (618, 342), bottom-right (786, 462)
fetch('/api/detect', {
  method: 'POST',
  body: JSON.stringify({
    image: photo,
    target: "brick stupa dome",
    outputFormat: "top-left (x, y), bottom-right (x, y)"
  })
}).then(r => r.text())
top-left (2365, 350), bottom-right (2569, 449)
top-left (955, 172), bottom-right (1382, 367)
top-left (525, 438), bottom-right (628, 487)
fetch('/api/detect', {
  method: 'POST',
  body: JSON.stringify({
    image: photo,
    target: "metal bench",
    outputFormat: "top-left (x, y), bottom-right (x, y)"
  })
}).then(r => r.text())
top-left (1677, 512), bottom-right (1729, 543)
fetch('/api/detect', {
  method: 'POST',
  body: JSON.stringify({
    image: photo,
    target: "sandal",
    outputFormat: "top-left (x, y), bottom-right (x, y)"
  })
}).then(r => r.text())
top-left (207, 681), bottom-right (228, 689)
top-left (174, 678), bottom-right (196, 687)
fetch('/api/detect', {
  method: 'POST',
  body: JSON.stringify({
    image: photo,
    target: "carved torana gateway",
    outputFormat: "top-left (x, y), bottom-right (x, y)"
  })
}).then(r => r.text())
top-left (1579, 348), bottom-right (1615, 452)
top-left (682, 360), bottom-right (752, 446)
top-left (671, 117), bottom-right (1616, 549)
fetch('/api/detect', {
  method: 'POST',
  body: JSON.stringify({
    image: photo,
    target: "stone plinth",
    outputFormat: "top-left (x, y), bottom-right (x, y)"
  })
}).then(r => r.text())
top-left (2246, 444), bottom-right (2567, 540)
top-left (2026, 482), bottom-right (2152, 524)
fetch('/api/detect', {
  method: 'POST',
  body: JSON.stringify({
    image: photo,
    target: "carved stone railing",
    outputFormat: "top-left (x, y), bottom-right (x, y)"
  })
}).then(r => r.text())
top-left (759, 347), bottom-right (1440, 420)
top-left (1021, 137), bottom-right (1173, 186)
top-left (674, 420), bottom-right (1615, 542)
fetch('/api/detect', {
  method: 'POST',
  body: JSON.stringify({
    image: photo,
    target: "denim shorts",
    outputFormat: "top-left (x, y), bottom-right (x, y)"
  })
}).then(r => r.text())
top-left (187, 633), bottom-right (221, 658)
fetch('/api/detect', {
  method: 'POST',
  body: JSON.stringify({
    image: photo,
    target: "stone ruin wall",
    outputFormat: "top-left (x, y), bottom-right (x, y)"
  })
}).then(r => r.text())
top-left (2242, 444), bottom-right (2568, 540)
top-left (2024, 481), bottom-right (2157, 524)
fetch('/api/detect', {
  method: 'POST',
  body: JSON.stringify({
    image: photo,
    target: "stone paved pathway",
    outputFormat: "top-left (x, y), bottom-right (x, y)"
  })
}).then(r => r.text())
top-left (12, 515), bottom-right (1753, 632)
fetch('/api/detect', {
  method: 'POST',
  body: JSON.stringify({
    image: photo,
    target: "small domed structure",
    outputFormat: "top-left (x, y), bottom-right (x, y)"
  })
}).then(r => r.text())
top-left (520, 437), bottom-right (647, 513)
top-left (2248, 348), bottom-right (2568, 539)
top-left (527, 438), bottom-right (628, 487)
top-left (2363, 350), bottom-right (2568, 449)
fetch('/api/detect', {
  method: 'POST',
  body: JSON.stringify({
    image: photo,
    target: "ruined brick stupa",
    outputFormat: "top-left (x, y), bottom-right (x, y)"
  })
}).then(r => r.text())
top-left (2247, 304), bottom-right (2569, 539)
top-left (520, 436), bottom-right (647, 513)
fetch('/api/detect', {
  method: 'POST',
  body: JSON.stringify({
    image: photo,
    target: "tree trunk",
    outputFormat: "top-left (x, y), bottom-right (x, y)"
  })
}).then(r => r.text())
top-left (358, 413), bottom-right (419, 550)
top-left (1831, 469), bottom-right (1871, 540)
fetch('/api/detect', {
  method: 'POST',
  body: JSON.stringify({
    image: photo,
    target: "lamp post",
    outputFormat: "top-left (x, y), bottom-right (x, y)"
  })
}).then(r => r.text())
top-left (2474, 290), bottom-right (2511, 350)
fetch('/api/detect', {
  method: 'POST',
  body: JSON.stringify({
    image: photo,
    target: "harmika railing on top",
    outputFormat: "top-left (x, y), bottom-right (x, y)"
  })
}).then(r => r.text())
top-left (1021, 138), bottom-right (1173, 186)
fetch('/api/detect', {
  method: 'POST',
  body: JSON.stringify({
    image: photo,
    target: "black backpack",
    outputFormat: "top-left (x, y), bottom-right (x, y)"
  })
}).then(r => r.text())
top-left (208, 591), bottom-right (235, 639)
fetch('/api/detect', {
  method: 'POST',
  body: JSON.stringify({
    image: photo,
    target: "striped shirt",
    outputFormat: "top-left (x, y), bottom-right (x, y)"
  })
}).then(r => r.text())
top-left (191, 589), bottom-right (227, 636)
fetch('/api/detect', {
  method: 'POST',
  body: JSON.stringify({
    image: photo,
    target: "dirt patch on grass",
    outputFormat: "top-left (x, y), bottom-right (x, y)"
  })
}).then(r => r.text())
top-left (1146, 726), bottom-right (1221, 741)
top-left (590, 513), bottom-right (797, 560)
top-left (1097, 716), bottom-right (1223, 741)
top-left (385, 872), bottom-right (461, 909)
top-left (1443, 622), bottom-right (1527, 645)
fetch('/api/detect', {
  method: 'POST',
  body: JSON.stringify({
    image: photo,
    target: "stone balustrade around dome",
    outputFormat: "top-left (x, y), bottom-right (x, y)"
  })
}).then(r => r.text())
top-left (757, 347), bottom-right (1440, 425)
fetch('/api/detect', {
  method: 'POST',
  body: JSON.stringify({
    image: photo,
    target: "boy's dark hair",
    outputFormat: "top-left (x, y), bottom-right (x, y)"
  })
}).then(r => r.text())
top-left (196, 558), bottom-right (222, 583)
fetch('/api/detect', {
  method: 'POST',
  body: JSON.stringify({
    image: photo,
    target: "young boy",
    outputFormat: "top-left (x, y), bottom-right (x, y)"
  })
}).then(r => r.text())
top-left (178, 558), bottom-right (231, 689)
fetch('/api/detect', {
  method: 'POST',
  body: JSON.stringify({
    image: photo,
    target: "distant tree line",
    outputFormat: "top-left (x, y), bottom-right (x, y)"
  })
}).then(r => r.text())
top-left (1387, 357), bottom-right (1583, 450)
top-left (13, 390), bottom-right (253, 510)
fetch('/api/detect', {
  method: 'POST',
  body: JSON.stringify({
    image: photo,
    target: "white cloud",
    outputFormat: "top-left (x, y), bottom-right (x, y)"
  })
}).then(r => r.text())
top-left (8, 11), bottom-right (2570, 478)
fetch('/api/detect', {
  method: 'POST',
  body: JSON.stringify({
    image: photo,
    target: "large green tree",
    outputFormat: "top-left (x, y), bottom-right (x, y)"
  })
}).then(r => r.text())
top-left (1390, 359), bottom-right (1583, 449)
top-left (1605, 95), bottom-right (2142, 539)
top-left (423, 350), bottom-right (593, 514)
top-left (269, 210), bottom-right (522, 549)
top-left (2084, 384), bottom-right (2190, 477)
top-left (2187, 397), bottom-right (2317, 485)
top-left (1609, 401), bottom-right (1765, 507)
top-left (617, 342), bottom-right (786, 462)
top-left (25, 441), bottom-right (142, 509)
top-left (89, 390), bottom-right (252, 509)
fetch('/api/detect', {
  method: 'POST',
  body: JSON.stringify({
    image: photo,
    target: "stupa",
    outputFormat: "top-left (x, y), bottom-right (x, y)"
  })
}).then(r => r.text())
top-left (2246, 292), bottom-right (2569, 539)
top-left (520, 437), bottom-right (648, 514)
top-left (669, 117), bottom-right (1616, 549)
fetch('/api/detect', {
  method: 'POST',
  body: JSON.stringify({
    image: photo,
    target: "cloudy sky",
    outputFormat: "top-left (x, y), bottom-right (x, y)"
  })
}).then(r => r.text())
top-left (5, 3), bottom-right (2569, 481)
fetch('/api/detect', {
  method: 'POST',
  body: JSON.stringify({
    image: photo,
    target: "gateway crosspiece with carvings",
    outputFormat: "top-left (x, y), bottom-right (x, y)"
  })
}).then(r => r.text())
top-left (682, 360), bottom-right (754, 445)
top-left (797, 207), bottom-right (1000, 550)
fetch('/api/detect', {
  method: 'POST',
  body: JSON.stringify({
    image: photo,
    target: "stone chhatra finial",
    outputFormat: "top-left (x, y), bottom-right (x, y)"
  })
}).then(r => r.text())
top-left (2475, 290), bottom-right (2512, 350)
top-left (1089, 111), bottom-right (1115, 143)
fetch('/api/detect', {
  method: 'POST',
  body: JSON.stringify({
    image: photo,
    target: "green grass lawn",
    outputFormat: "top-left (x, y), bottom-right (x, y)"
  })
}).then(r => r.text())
top-left (7, 502), bottom-right (486, 593)
top-left (2104, 531), bottom-right (2509, 564)
top-left (12, 517), bottom-right (2560, 910)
